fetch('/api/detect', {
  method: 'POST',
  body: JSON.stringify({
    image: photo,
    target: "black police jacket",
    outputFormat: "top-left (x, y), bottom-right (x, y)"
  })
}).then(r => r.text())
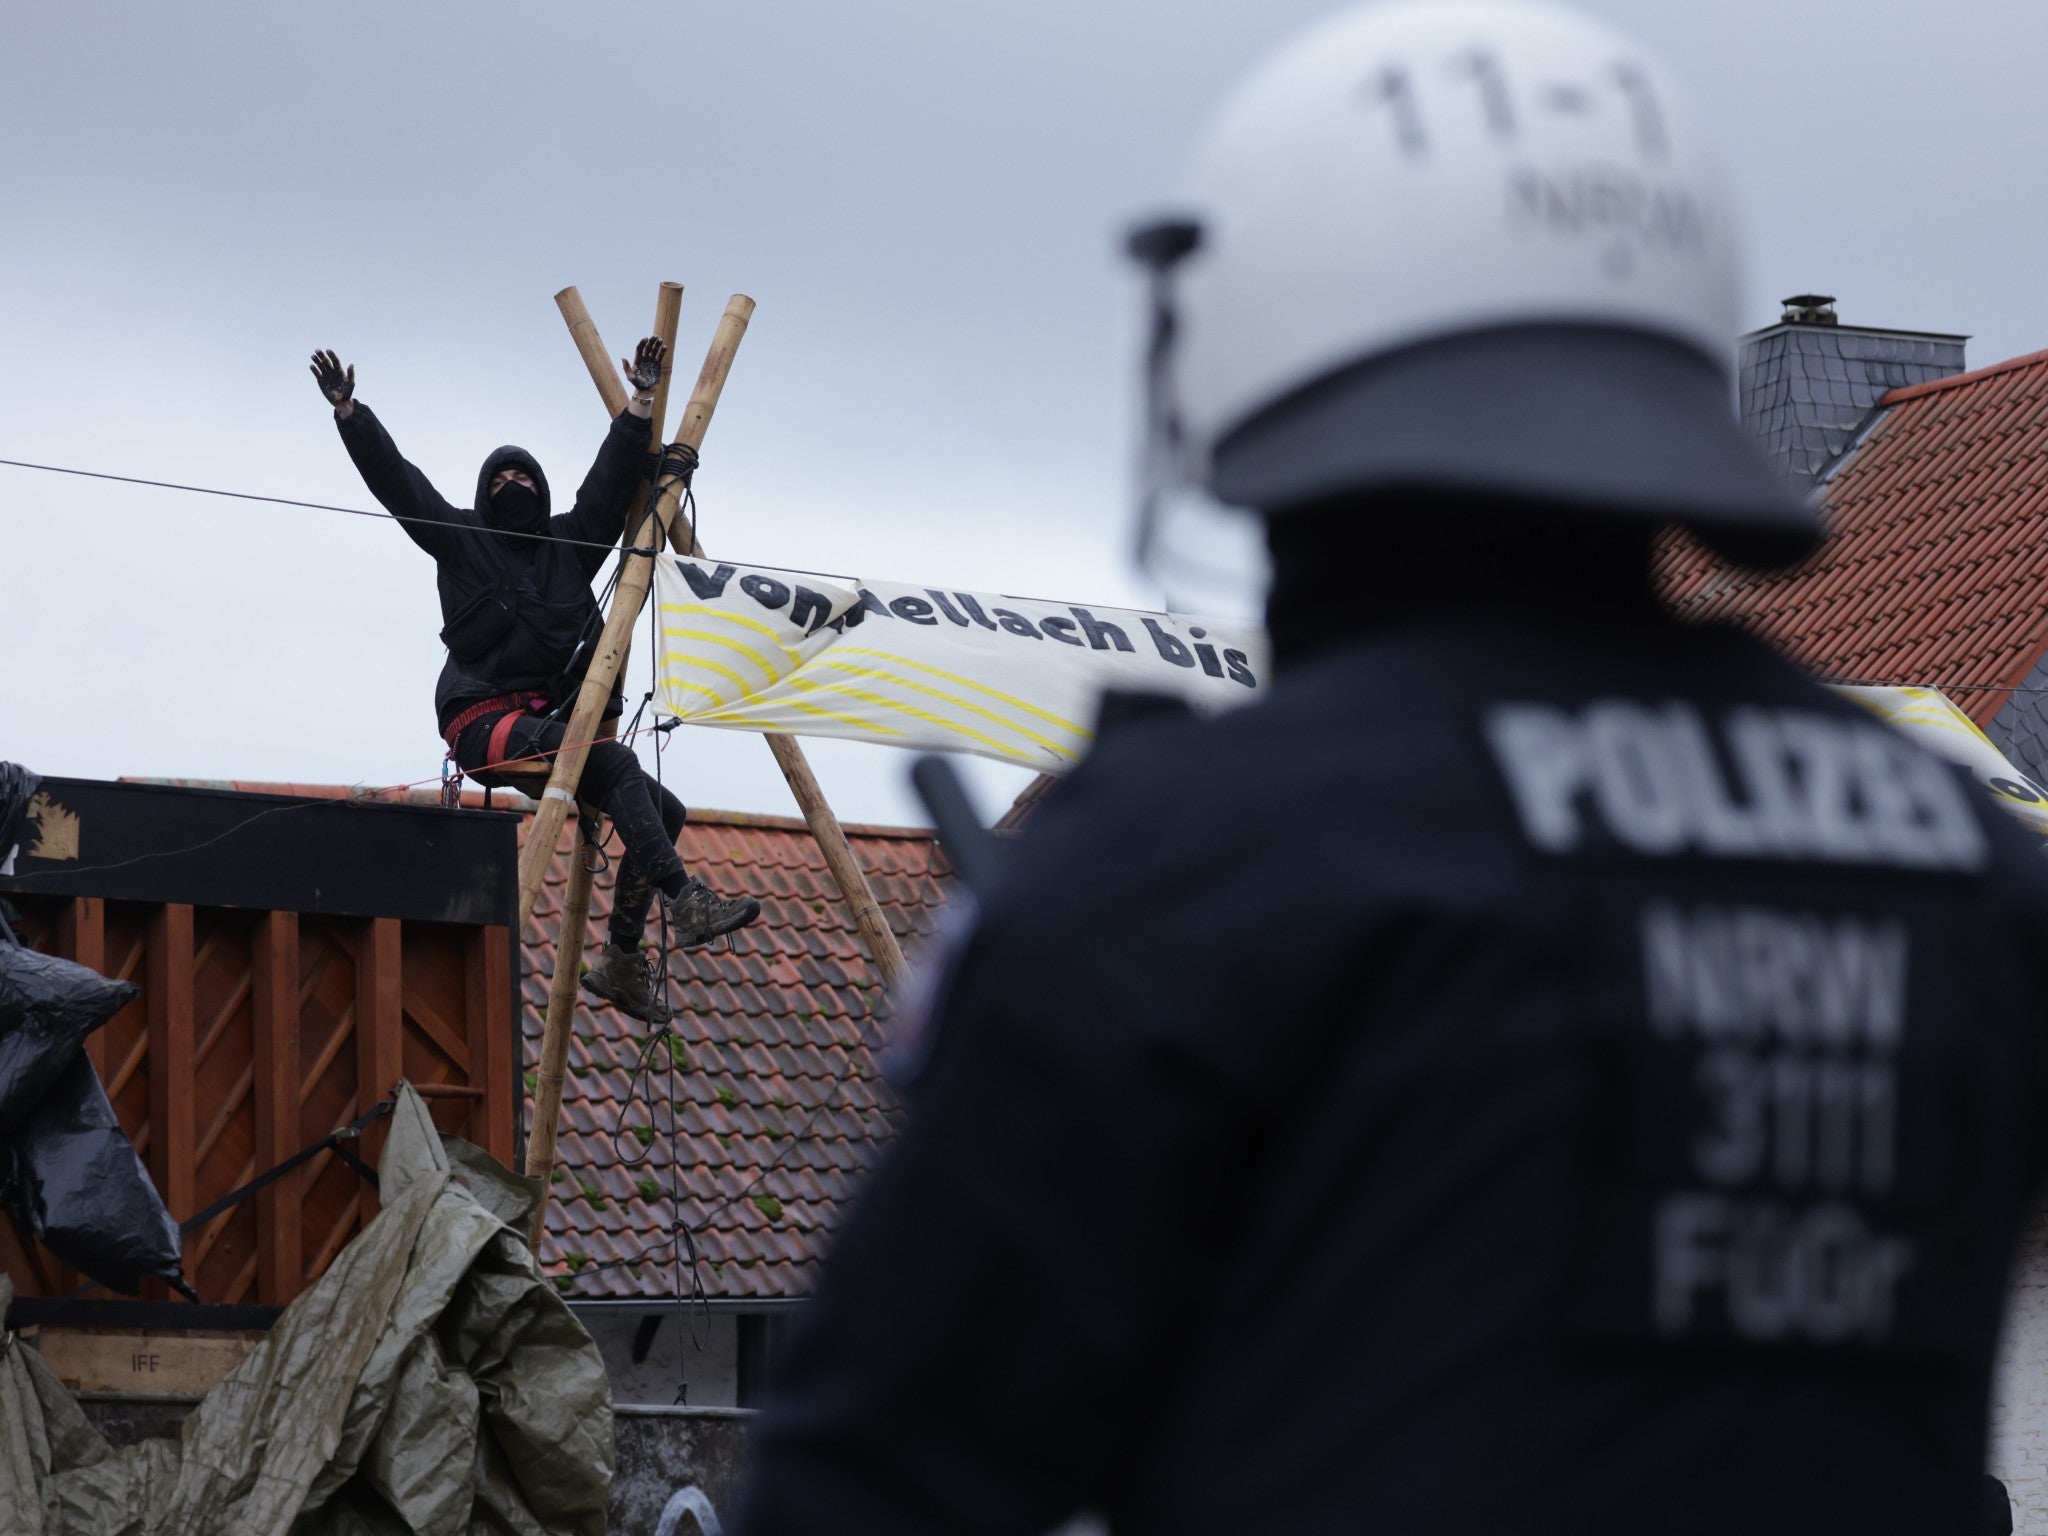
top-left (336, 401), bottom-right (647, 733)
top-left (737, 609), bottom-right (2048, 1536)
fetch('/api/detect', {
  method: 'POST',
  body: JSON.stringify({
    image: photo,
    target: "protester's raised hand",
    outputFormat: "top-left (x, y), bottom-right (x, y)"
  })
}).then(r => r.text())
top-left (622, 337), bottom-right (666, 396)
top-left (309, 350), bottom-right (355, 408)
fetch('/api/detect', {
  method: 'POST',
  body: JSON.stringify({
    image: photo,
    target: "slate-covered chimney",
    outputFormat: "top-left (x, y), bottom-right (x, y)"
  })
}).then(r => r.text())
top-left (1739, 295), bottom-right (1968, 482)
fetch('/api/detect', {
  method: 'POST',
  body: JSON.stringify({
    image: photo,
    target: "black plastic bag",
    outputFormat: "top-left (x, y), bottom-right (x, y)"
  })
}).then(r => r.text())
top-left (0, 760), bottom-right (38, 868)
top-left (6, 1052), bottom-right (187, 1295)
top-left (0, 944), bottom-right (139, 1123)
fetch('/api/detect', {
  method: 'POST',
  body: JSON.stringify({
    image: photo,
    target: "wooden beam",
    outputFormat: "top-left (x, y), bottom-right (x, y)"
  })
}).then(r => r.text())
top-left (519, 282), bottom-right (685, 1246)
top-left (514, 294), bottom-right (755, 933)
top-left (38, 898), bottom-right (108, 1298)
top-left (356, 917), bottom-right (404, 1219)
top-left (526, 834), bottom-right (595, 1250)
top-left (30, 1328), bottom-right (260, 1396)
top-left (0, 1218), bottom-right (58, 1297)
top-left (766, 737), bottom-right (909, 992)
top-left (146, 904), bottom-right (195, 1291)
top-left (63, 897), bottom-right (107, 1077)
top-left (251, 910), bottom-right (302, 1305)
top-left (469, 923), bottom-right (516, 1166)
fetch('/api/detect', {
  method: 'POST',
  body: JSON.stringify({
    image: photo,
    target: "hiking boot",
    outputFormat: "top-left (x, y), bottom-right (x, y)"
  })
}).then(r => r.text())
top-left (581, 942), bottom-right (674, 1025)
top-left (662, 877), bottom-right (762, 950)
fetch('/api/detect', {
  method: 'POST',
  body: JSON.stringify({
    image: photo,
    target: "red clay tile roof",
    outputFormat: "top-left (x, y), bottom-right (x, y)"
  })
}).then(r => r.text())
top-left (525, 806), bottom-right (949, 1301)
top-left (1656, 348), bottom-right (2048, 726)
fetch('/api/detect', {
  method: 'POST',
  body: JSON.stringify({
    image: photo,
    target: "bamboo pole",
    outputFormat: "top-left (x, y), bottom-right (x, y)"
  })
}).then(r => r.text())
top-left (547, 295), bottom-right (914, 995)
top-left (766, 734), bottom-right (910, 992)
top-left (524, 283), bottom-right (684, 1238)
top-left (514, 297), bottom-right (754, 932)
top-left (526, 849), bottom-right (595, 1247)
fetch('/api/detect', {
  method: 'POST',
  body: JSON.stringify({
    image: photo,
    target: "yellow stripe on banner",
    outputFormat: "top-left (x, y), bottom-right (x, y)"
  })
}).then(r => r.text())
top-left (1840, 685), bottom-right (2006, 752)
top-left (808, 659), bottom-right (1079, 758)
top-left (659, 604), bottom-right (805, 669)
top-left (662, 651), bottom-right (769, 705)
top-left (697, 698), bottom-right (908, 737)
top-left (662, 678), bottom-right (730, 712)
top-left (836, 646), bottom-right (1091, 738)
top-left (786, 677), bottom-right (1048, 762)
top-left (660, 626), bottom-right (790, 684)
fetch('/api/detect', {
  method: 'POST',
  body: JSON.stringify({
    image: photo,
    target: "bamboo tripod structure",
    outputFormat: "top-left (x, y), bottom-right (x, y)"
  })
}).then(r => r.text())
top-left (522, 282), bottom-right (911, 1243)
top-left (522, 281), bottom-right (684, 1243)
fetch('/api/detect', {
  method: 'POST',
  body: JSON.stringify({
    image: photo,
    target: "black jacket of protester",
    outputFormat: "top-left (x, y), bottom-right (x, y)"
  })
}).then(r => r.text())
top-left (736, 535), bottom-right (2048, 1536)
top-left (336, 401), bottom-right (647, 733)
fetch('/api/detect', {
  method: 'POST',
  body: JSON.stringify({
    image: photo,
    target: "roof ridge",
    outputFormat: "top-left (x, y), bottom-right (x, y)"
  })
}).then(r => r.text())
top-left (687, 808), bottom-right (937, 841)
top-left (1883, 347), bottom-right (2048, 407)
top-left (119, 777), bottom-right (937, 841)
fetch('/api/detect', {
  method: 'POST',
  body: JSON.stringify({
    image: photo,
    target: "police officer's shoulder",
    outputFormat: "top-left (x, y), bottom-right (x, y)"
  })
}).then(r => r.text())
top-left (1093, 687), bottom-right (1199, 741)
top-left (1007, 646), bottom-right (1482, 920)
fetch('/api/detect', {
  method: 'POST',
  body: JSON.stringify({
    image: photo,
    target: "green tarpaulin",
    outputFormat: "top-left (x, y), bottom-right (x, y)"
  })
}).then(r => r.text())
top-left (1, 1082), bottom-right (613, 1535)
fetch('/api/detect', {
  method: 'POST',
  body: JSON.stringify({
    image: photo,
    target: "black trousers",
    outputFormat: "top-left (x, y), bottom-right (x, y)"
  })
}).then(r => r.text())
top-left (454, 711), bottom-right (687, 947)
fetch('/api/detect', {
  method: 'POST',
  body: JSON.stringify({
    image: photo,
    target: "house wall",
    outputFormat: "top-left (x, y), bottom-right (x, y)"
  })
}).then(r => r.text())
top-left (576, 1305), bottom-right (741, 1408)
top-left (1991, 1203), bottom-right (2048, 1531)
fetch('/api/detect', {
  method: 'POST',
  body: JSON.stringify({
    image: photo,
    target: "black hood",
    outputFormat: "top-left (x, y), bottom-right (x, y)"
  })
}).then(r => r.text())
top-left (474, 445), bottom-right (551, 529)
top-left (1264, 494), bottom-right (1659, 672)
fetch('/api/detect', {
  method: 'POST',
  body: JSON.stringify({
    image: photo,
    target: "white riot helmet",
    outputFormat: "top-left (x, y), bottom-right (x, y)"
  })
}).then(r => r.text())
top-left (1130, 0), bottom-right (1815, 562)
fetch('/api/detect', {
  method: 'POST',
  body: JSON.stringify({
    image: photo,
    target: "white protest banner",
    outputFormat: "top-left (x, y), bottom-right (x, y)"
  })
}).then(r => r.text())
top-left (648, 559), bottom-right (2048, 829)
top-left (1832, 684), bottom-right (2048, 838)
top-left (651, 557), bottom-right (1268, 771)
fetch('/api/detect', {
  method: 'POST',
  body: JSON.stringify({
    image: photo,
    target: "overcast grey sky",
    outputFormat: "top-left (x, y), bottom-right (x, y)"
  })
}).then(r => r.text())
top-left (5, 0), bottom-right (2047, 827)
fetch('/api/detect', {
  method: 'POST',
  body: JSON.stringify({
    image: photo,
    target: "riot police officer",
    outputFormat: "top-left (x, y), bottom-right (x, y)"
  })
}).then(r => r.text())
top-left (736, 3), bottom-right (2048, 1531)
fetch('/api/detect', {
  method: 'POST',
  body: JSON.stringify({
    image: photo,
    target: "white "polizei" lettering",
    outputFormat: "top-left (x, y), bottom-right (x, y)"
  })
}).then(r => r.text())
top-left (1483, 701), bottom-right (1987, 871)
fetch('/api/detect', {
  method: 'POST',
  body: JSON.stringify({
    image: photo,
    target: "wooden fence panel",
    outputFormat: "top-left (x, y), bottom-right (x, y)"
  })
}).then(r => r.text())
top-left (189, 908), bottom-right (260, 1304)
top-left (3, 901), bottom-right (515, 1305)
top-left (1, 779), bottom-right (518, 1311)
top-left (251, 910), bottom-right (301, 1305)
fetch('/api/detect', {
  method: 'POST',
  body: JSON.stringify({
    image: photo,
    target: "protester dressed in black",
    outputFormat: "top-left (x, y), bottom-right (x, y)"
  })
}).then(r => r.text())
top-left (311, 344), bottom-right (757, 1021)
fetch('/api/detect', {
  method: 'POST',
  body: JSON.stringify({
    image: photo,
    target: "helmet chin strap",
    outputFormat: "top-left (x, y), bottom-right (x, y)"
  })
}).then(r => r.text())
top-left (1132, 267), bottom-right (1185, 580)
top-left (1126, 217), bottom-right (1205, 582)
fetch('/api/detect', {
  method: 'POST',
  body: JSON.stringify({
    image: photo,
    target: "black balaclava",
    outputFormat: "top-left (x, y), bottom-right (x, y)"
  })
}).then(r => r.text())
top-left (490, 482), bottom-right (544, 534)
top-left (1263, 491), bottom-right (1660, 672)
top-left (474, 445), bottom-right (552, 543)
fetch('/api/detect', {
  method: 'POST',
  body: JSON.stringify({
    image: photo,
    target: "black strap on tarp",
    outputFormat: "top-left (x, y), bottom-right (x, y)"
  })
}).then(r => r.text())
top-left (5, 1098), bottom-right (395, 1332)
top-left (172, 1098), bottom-right (391, 1237)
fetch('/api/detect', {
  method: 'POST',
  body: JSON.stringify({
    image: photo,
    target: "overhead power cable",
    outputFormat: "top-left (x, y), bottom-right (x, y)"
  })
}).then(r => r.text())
top-left (0, 455), bottom-right (629, 554)
top-left (0, 453), bottom-right (1163, 613)
top-left (6, 454), bottom-right (2047, 696)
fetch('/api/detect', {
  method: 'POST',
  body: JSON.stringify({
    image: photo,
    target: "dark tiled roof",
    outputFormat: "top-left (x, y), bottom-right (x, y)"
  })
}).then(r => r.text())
top-left (1662, 348), bottom-right (2048, 732)
top-left (1738, 323), bottom-right (1966, 482)
top-left (1986, 649), bottom-right (2048, 786)
top-left (524, 808), bottom-right (952, 1300)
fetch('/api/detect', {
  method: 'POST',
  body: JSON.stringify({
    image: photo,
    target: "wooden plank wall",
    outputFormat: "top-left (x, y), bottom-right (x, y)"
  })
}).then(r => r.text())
top-left (1, 897), bottom-right (516, 1306)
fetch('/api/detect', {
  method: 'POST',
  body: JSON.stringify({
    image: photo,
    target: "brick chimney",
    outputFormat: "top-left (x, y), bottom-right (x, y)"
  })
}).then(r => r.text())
top-left (1739, 295), bottom-right (1967, 482)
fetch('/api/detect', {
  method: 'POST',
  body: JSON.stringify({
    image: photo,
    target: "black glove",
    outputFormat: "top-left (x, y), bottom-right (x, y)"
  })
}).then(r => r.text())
top-left (309, 350), bottom-right (354, 407)
top-left (622, 337), bottom-right (666, 396)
